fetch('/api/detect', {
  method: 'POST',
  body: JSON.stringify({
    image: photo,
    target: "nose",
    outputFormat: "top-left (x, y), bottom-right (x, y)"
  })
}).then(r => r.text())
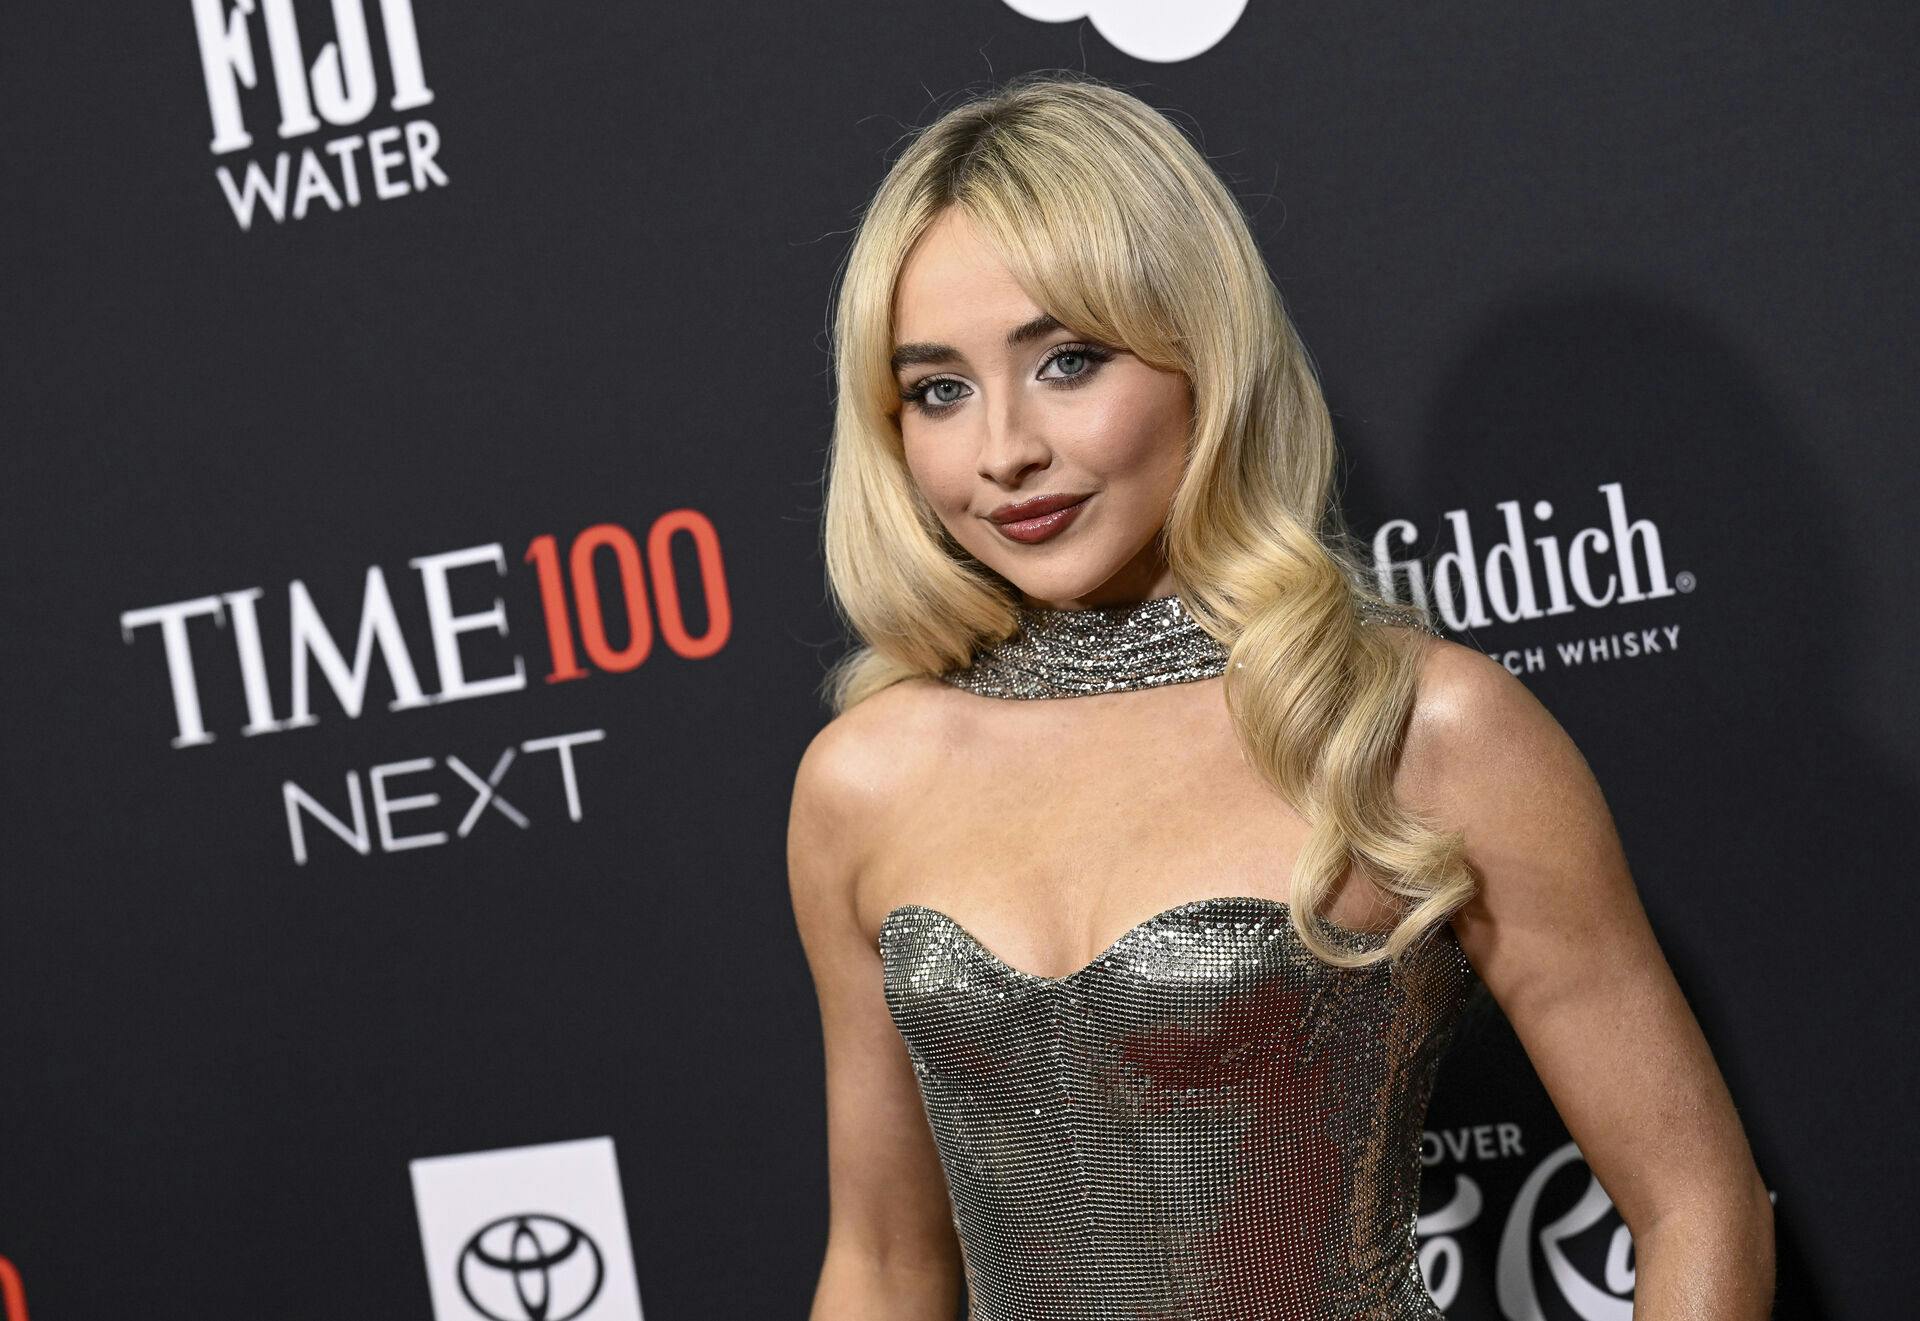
top-left (977, 382), bottom-right (1050, 487)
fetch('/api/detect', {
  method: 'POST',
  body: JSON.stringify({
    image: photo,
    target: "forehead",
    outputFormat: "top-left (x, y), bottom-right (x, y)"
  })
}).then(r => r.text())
top-left (893, 208), bottom-right (1039, 339)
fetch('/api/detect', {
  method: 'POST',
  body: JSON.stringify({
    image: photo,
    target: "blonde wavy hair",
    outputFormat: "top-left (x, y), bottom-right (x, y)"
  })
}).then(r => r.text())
top-left (817, 71), bottom-right (1474, 969)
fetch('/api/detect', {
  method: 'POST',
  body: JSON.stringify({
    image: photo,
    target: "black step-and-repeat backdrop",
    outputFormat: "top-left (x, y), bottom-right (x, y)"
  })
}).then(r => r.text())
top-left (5, 3), bottom-right (1914, 1317)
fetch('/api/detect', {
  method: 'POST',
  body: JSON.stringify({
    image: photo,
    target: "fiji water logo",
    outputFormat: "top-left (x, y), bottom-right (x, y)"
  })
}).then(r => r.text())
top-left (1000, 1), bottom-right (1248, 63)
top-left (1373, 482), bottom-right (1695, 644)
top-left (190, 0), bottom-right (447, 230)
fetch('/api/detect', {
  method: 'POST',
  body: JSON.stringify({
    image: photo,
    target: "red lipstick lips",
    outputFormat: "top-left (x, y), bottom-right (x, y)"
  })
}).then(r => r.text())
top-left (987, 492), bottom-right (1092, 544)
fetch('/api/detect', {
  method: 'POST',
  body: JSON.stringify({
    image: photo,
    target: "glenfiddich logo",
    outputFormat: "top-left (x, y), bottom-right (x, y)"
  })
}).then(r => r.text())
top-left (190, 0), bottom-right (447, 230)
top-left (1373, 482), bottom-right (1696, 672)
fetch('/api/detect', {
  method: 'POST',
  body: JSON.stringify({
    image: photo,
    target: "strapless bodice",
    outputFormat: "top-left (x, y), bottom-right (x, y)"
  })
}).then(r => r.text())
top-left (878, 894), bottom-right (1474, 1321)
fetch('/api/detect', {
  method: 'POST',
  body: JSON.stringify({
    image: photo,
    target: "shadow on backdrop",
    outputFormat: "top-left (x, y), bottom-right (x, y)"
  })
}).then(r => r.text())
top-left (1340, 283), bottom-right (1909, 1316)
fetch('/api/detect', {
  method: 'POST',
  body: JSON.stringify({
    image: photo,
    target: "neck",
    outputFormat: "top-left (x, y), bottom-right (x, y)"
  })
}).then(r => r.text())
top-left (1016, 558), bottom-right (1179, 613)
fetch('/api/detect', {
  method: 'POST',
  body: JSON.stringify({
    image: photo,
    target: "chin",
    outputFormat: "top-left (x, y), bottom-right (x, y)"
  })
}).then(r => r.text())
top-left (988, 560), bottom-right (1126, 608)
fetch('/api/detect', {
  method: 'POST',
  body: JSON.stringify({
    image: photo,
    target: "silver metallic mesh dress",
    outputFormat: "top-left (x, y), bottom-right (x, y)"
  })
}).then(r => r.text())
top-left (878, 593), bottom-right (1470, 1319)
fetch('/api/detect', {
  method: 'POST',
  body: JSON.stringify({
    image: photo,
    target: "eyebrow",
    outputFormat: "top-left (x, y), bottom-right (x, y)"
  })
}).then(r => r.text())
top-left (890, 312), bottom-right (1065, 374)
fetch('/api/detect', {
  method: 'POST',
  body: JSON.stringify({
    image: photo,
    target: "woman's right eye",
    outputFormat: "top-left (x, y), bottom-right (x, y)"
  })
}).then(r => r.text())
top-left (902, 376), bottom-right (971, 414)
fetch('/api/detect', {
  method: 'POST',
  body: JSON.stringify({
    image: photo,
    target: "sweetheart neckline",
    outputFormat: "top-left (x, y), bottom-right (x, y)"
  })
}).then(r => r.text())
top-left (879, 893), bottom-right (1390, 986)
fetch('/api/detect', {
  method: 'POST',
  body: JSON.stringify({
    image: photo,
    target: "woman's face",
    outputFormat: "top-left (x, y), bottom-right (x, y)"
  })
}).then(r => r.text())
top-left (890, 206), bottom-right (1192, 610)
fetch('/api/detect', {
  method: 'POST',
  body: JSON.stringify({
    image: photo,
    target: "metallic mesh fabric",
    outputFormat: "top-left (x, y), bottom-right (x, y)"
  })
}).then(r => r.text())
top-left (879, 895), bottom-right (1474, 1320)
top-left (937, 593), bottom-right (1441, 699)
top-left (938, 594), bottom-right (1229, 698)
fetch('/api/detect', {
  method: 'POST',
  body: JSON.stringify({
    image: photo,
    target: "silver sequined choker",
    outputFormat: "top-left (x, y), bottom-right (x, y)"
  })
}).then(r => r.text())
top-left (939, 594), bottom-right (1230, 699)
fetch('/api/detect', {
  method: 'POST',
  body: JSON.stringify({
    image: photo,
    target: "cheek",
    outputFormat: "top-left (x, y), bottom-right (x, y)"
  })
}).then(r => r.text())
top-left (1071, 375), bottom-right (1189, 483)
top-left (902, 431), bottom-right (971, 514)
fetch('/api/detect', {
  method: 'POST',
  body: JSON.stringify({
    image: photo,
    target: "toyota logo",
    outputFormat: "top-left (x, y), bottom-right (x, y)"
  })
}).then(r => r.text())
top-left (457, 1213), bottom-right (606, 1321)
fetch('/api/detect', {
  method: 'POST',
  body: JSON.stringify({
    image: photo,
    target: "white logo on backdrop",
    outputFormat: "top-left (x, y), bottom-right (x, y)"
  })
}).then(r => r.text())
top-left (189, 0), bottom-right (448, 229)
top-left (1373, 481), bottom-right (1697, 675)
top-left (411, 1137), bottom-right (647, 1321)
top-left (999, 0), bottom-right (1248, 63)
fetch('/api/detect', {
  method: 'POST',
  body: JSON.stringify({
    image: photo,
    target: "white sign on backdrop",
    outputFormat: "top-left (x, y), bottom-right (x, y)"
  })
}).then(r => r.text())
top-left (999, 0), bottom-right (1249, 63)
top-left (410, 1136), bottom-right (646, 1321)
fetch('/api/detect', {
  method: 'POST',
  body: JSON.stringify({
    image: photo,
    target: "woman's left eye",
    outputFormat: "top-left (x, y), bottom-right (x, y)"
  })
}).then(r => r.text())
top-left (1040, 344), bottom-right (1114, 383)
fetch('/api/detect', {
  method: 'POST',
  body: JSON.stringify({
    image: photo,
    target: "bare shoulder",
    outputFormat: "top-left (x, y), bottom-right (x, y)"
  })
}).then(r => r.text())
top-left (1392, 632), bottom-right (1636, 975)
top-left (1394, 633), bottom-right (1583, 811)
top-left (790, 675), bottom-right (958, 841)
top-left (787, 676), bottom-right (961, 927)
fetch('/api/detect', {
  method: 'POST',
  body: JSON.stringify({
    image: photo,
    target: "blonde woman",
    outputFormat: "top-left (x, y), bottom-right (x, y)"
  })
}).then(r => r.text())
top-left (788, 71), bottom-right (1772, 1320)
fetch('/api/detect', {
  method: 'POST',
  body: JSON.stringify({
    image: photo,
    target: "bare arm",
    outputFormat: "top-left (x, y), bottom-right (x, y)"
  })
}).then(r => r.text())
top-left (1402, 640), bottom-right (1774, 1318)
top-left (789, 706), bottom-right (964, 1320)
